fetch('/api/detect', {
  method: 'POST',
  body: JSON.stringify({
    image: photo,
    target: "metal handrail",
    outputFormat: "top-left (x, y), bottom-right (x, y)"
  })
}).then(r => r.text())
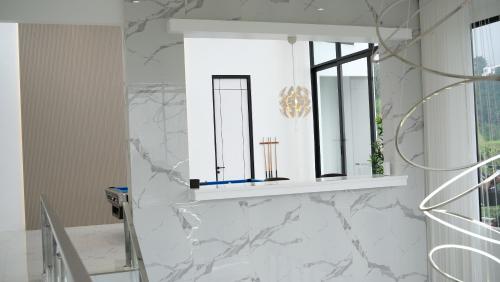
top-left (40, 195), bottom-right (92, 282)
top-left (122, 202), bottom-right (149, 282)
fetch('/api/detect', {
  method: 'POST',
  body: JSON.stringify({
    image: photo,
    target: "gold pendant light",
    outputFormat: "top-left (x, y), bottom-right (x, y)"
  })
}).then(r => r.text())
top-left (279, 36), bottom-right (311, 118)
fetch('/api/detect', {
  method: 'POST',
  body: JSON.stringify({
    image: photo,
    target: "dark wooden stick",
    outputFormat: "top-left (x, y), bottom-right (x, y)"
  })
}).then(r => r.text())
top-left (262, 137), bottom-right (268, 178)
top-left (268, 137), bottom-right (273, 178)
top-left (274, 137), bottom-right (278, 178)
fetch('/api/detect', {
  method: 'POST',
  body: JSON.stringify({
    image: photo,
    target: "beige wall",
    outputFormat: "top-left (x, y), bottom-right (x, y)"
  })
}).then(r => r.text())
top-left (19, 24), bottom-right (128, 229)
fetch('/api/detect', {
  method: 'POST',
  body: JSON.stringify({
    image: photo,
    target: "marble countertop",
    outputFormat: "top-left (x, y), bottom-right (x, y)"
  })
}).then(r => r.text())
top-left (190, 175), bottom-right (407, 201)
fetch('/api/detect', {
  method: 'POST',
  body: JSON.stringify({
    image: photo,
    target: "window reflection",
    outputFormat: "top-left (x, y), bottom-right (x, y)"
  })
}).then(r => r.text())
top-left (472, 17), bottom-right (500, 228)
top-left (317, 67), bottom-right (343, 175)
top-left (340, 42), bottom-right (369, 56)
top-left (313, 41), bottom-right (336, 65)
top-left (341, 59), bottom-right (372, 176)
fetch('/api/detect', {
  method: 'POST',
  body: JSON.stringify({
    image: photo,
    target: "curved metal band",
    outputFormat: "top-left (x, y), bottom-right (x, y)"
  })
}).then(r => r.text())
top-left (429, 244), bottom-right (500, 282)
top-left (370, 0), bottom-right (500, 82)
top-left (373, 0), bottom-right (469, 64)
top-left (420, 154), bottom-right (500, 210)
top-left (421, 171), bottom-right (500, 211)
top-left (424, 209), bottom-right (500, 245)
top-left (365, 1), bottom-right (500, 280)
top-left (395, 78), bottom-right (498, 171)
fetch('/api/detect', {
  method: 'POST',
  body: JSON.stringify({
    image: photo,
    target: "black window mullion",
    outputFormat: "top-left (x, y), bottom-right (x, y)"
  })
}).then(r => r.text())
top-left (471, 15), bottom-right (499, 28)
top-left (367, 43), bottom-right (377, 157)
top-left (335, 43), bottom-right (347, 176)
top-left (309, 41), bottom-right (315, 68)
top-left (310, 46), bottom-right (322, 178)
top-left (312, 47), bottom-right (373, 71)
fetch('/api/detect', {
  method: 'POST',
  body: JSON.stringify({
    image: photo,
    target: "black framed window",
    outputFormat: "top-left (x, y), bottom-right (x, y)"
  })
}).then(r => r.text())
top-left (310, 42), bottom-right (377, 178)
top-left (471, 15), bottom-right (500, 227)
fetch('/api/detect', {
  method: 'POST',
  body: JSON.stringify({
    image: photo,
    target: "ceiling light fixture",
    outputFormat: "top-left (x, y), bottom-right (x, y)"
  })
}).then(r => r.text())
top-left (279, 36), bottom-right (311, 119)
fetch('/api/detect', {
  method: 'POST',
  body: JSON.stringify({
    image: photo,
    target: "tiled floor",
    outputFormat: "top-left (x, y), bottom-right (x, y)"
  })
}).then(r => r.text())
top-left (91, 270), bottom-right (139, 282)
top-left (0, 224), bottom-right (126, 282)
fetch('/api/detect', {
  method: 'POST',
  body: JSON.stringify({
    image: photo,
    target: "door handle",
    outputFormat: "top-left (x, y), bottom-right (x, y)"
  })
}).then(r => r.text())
top-left (216, 166), bottom-right (225, 174)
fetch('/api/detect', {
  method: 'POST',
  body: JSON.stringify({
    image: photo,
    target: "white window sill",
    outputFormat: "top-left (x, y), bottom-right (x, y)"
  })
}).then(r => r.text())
top-left (189, 175), bottom-right (407, 201)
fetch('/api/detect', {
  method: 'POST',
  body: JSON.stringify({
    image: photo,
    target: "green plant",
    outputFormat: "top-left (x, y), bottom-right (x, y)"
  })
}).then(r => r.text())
top-left (370, 115), bottom-right (384, 175)
top-left (481, 205), bottom-right (500, 219)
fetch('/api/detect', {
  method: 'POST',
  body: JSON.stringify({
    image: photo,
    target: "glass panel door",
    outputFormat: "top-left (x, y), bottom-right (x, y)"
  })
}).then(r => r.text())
top-left (316, 67), bottom-right (344, 176)
top-left (341, 58), bottom-right (373, 175)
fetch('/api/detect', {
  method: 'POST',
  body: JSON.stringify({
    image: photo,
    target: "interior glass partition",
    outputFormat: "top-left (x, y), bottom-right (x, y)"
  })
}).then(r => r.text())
top-left (310, 42), bottom-right (377, 177)
top-left (341, 59), bottom-right (372, 175)
top-left (316, 67), bottom-right (343, 175)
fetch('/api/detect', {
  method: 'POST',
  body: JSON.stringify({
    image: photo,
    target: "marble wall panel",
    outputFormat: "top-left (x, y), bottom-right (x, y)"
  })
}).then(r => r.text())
top-left (124, 1), bottom-right (428, 281)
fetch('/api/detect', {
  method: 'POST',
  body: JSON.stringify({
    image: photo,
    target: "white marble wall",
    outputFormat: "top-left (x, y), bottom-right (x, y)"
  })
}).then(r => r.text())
top-left (124, 1), bottom-right (428, 281)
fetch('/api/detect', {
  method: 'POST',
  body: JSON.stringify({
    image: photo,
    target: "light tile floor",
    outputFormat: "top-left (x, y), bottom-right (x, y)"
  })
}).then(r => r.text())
top-left (91, 270), bottom-right (139, 282)
top-left (0, 224), bottom-right (126, 282)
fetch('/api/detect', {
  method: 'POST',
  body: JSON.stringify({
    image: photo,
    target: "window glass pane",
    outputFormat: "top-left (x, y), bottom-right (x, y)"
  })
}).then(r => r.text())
top-left (341, 58), bottom-right (372, 176)
top-left (372, 59), bottom-right (383, 175)
top-left (472, 19), bottom-right (500, 227)
top-left (316, 67), bottom-right (342, 175)
top-left (373, 59), bottom-right (381, 120)
top-left (313, 41), bottom-right (336, 65)
top-left (340, 42), bottom-right (369, 56)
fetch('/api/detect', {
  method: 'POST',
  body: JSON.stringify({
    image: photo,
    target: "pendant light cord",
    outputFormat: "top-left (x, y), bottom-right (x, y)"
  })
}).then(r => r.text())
top-left (291, 43), bottom-right (296, 86)
top-left (288, 36), bottom-right (297, 86)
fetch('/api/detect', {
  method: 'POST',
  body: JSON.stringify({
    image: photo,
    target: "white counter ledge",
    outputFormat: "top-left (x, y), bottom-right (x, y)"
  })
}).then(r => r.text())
top-left (189, 175), bottom-right (407, 201)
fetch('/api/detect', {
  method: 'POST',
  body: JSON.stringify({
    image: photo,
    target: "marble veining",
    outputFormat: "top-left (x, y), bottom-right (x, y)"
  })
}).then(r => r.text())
top-left (303, 257), bottom-right (354, 281)
top-left (309, 192), bottom-right (426, 281)
top-left (124, 1), bottom-right (428, 281)
top-left (144, 41), bottom-right (184, 65)
top-left (125, 0), bottom-right (189, 39)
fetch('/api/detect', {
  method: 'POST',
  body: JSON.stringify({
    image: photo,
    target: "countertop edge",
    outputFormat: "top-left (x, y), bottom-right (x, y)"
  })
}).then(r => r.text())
top-left (190, 175), bottom-right (408, 201)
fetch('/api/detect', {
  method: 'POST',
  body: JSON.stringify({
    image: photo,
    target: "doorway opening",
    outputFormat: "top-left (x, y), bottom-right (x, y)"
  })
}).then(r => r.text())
top-left (211, 75), bottom-right (255, 181)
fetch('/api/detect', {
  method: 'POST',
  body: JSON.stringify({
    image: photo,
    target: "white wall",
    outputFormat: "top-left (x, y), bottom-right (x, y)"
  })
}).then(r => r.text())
top-left (0, 0), bottom-right (123, 26)
top-left (0, 23), bottom-right (25, 231)
top-left (184, 38), bottom-right (314, 182)
top-left (471, 0), bottom-right (500, 23)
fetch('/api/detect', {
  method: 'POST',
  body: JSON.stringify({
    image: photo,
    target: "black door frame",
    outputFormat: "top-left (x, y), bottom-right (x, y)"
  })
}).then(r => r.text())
top-left (211, 75), bottom-right (255, 181)
top-left (309, 42), bottom-right (378, 178)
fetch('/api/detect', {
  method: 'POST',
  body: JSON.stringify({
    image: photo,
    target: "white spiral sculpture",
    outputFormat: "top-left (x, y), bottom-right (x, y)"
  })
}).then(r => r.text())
top-left (366, 0), bottom-right (500, 280)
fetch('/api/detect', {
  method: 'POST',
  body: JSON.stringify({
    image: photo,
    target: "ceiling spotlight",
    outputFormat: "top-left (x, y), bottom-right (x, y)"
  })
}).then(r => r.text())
top-left (317, 7), bottom-right (325, 11)
top-left (132, 0), bottom-right (140, 3)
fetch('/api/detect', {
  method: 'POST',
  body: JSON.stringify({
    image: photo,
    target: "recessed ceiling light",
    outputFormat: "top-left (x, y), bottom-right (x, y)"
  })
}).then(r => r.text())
top-left (132, 0), bottom-right (140, 3)
top-left (317, 8), bottom-right (325, 11)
